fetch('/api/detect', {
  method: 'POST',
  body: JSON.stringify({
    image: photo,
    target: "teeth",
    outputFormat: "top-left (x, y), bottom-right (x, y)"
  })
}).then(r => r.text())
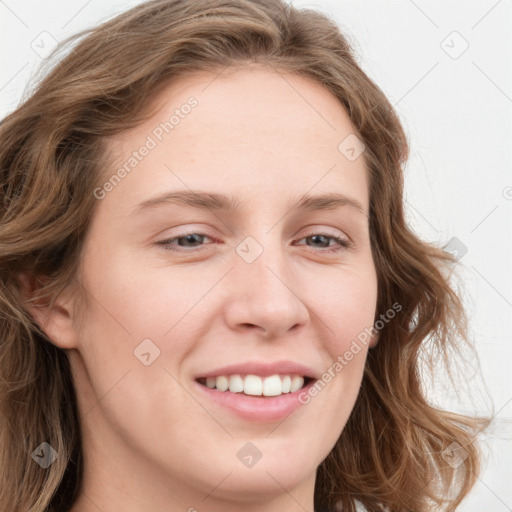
top-left (262, 375), bottom-right (282, 396)
top-left (229, 375), bottom-right (244, 393)
top-left (244, 375), bottom-right (263, 395)
top-left (216, 375), bottom-right (229, 392)
top-left (281, 375), bottom-right (291, 393)
top-left (290, 376), bottom-right (304, 393)
top-left (202, 374), bottom-right (307, 396)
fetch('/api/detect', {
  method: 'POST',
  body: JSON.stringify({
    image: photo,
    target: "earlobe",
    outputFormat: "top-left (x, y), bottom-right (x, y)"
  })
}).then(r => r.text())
top-left (17, 272), bottom-right (80, 350)
top-left (369, 332), bottom-right (380, 348)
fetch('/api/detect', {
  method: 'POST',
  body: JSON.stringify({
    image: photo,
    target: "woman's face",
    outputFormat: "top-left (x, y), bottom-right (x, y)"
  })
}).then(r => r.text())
top-left (62, 66), bottom-right (378, 510)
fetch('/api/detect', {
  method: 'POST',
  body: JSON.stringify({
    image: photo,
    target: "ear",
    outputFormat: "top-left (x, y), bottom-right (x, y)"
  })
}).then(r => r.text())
top-left (368, 331), bottom-right (380, 349)
top-left (17, 272), bottom-right (80, 350)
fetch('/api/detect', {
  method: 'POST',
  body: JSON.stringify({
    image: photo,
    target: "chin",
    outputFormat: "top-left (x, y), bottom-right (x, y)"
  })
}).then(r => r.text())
top-left (205, 460), bottom-right (314, 500)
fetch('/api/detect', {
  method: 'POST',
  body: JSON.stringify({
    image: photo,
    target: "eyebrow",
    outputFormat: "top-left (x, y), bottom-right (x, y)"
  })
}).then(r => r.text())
top-left (130, 190), bottom-right (368, 217)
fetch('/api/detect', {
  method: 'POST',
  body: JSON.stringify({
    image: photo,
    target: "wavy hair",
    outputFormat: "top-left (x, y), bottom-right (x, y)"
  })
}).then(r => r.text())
top-left (0, 0), bottom-right (489, 510)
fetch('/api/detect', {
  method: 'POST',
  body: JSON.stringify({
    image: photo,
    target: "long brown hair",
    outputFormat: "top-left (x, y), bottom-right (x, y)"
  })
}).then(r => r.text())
top-left (0, 1), bottom-right (489, 510)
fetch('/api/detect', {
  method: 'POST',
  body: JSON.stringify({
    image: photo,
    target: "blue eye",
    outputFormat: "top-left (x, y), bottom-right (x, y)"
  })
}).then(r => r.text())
top-left (296, 234), bottom-right (351, 253)
top-left (156, 233), bottom-right (214, 251)
top-left (156, 232), bottom-right (351, 253)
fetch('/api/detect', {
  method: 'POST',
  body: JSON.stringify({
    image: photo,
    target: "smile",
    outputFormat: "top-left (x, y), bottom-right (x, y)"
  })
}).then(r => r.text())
top-left (196, 374), bottom-right (312, 397)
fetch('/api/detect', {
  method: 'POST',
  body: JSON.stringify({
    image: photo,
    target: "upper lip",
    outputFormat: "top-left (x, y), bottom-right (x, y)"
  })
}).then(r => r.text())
top-left (195, 361), bottom-right (319, 380)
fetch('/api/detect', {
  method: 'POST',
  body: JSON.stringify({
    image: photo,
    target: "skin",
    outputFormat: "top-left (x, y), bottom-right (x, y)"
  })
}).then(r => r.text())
top-left (28, 66), bottom-right (378, 512)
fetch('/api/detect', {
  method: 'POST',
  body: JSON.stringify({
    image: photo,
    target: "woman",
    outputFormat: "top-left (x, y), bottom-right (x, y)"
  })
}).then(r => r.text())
top-left (0, 0), bottom-right (489, 510)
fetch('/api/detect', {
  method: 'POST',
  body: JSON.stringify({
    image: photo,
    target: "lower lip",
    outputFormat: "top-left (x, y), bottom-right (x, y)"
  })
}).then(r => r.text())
top-left (193, 380), bottom-right (316, 422)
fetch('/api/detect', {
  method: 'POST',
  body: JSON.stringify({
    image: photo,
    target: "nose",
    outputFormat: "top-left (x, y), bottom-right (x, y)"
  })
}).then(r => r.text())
top-left (222, 240), bottom-right (310, 340)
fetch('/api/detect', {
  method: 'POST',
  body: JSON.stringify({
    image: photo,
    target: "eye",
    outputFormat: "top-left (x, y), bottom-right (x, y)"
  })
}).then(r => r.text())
top-left (156, 231), bottom-right (351, 254)
top-left (294, 233), bottom-right (351, 253)
top-left (156, 232), bottom-right (216, 252)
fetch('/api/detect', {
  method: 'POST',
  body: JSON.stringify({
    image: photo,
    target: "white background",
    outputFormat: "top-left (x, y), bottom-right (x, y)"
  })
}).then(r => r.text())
top-left (1, 0), bottom-right (511, 510)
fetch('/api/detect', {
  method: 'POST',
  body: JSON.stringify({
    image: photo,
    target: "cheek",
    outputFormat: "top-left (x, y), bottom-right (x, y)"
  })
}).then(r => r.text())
top-left (290, 267), bottom-right (377, 460)
top-left (78, 247), bottom-right (191, 339)
top-left (74, 248), bottom-right (219, 398)
top-left (301, 263), bottom-right (377, 413)
top-left (71, 252), bottom-right (199, 449)
top-left (311, 266), bottom-right (378, 351)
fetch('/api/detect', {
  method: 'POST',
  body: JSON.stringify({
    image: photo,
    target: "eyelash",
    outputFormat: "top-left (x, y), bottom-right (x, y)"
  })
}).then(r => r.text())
top-left (156, 231), bottom-right (351, 254)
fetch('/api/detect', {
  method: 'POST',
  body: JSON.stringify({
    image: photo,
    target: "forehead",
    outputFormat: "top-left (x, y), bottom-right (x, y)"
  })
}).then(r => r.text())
top-left (99, 66), bottom-right (369, 216)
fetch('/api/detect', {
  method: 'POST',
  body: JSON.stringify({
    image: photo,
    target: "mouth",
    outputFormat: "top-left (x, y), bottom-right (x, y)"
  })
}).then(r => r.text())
top-left (195, 374), bottom-right (315, 398)
top-left (193, 361), bottom-right (319, 421)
